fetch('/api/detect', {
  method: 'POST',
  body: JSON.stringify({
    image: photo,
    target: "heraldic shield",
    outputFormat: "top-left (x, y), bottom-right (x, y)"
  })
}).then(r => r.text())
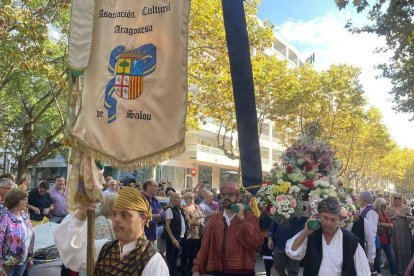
top-left (105, 44), bottom-right (156, 123)
top-left (115, 53), bottom-right (144, 100)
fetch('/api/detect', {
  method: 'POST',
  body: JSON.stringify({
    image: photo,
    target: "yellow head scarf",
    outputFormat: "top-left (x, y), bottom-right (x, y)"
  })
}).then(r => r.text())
top-left (114, 187), bottom-right (152, 226)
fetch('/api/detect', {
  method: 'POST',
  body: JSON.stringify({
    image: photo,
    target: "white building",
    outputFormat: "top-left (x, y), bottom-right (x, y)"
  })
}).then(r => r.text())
top-left (116, 35), bottom-right (306, 191)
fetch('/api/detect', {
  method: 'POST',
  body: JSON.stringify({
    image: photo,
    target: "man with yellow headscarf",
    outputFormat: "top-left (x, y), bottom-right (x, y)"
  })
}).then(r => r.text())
top-left (54, 187), bottom-right (168, 275)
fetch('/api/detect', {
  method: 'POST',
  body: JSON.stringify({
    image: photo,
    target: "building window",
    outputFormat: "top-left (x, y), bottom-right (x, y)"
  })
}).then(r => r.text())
top-left (200, 140), bottom-right (213, 147)
top-left (156, 165), bottom-right (186, 190)
top-left (220, 168), bottom-right (238, 187)
top-left (198, 165), bottom-right (212, 190)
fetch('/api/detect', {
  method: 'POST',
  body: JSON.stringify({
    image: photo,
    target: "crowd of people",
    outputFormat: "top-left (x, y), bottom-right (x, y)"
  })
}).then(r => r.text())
top-left (1, 171), bottom-right (414, 276)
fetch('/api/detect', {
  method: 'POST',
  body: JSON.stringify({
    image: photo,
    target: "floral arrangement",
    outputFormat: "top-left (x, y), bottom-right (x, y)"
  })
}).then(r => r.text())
top-left (271, 136), bottom-right (342, 194)
top-left (256, 123), bottom-right (356, 226)
top-left (256, 181), bottom-right (303, 224)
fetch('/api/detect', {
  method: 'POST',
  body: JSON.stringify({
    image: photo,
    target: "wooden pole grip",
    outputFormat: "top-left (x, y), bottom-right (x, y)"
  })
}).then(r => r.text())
top-left (87, 209), bottom-right (95, 276)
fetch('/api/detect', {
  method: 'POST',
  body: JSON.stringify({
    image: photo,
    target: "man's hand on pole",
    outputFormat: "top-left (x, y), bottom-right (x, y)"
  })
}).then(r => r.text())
top-left (75, 203), bottom-right (97, 221)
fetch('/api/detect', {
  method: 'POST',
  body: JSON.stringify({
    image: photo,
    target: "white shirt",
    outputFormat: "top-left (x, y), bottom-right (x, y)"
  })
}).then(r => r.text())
top-left (285, 229), bottom-right (371, 276)
top-left (54, 215), bottom-right (169, 276)
top-left (102, 189), bottom-right (116, 197)
top-left (223, 210), bottom-right (236, 226)
top-left (165, 207), bottom-right (186, 238)
top-left (16, 215), bottom-right (33, 263)
top-left (360, 206), bottom-right (379, 263)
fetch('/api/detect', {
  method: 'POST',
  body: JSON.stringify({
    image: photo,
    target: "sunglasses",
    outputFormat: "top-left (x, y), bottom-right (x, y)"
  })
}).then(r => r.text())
top-left (394, 197), bottom-right (401, 200)
top-left (381, 204), bottom-right (387, 207)
top-left (222, 192), bottom-right (237, 198)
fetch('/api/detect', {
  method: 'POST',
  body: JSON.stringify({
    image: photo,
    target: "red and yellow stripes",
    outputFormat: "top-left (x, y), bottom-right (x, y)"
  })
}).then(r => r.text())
top-left (129, 76), bottom-right (143, 99)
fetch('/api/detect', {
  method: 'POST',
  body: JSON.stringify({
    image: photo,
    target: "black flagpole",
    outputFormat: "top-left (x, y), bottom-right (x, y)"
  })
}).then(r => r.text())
top-left (221, 0), bottom-right (262, 195)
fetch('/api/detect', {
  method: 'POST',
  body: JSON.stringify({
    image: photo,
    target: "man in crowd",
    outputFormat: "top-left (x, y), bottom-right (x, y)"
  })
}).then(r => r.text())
top-left (28, 180), bottom-right (54, 226)
top-left (165, 187), bottom-right (176, 197)
top-left (54, 187), bottom-right (169, 275)
top-left (285, 197), bottom-right (371, 275)
top-left (199, 190), bottom-right (215, 227)
top-left (351, 191), bottom-right (378, 271)
top-left (268, 216), bottom-right (307, 276)
top-left (0, 178), bottom-right (14, 214)
top-left (102, 179), bottom-right (118, 197)
top-left (48, 175), bottom-right (69, 223)
top-left (143, 179), bottom-right (165, 247)
top-left (192, 182), bottom-right (263, 276)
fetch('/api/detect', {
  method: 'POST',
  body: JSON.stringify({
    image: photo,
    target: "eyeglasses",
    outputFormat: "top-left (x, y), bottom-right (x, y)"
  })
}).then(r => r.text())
top-left (222, 192), bottom-right (236, 198)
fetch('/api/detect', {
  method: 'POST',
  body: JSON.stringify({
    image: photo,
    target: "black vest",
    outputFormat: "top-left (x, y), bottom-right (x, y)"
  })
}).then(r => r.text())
top-left (94, 239), bottom-right (158, 275)
top-left (351, 205), bottom-right (373, 247)
top-left (167, 206), bottom-right (187, 240)
top-left (303, 228), bottom-right (359, 276)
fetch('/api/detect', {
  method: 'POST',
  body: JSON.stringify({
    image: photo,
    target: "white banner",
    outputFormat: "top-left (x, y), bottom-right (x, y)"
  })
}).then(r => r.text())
top-left (68, 0), bottom-right (190, 170)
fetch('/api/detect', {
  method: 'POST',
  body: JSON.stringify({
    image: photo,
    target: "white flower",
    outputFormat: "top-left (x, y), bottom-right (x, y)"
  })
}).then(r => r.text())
top-left (314, 179), bottom-right (330, 188)
top-left (289, 185), bottom-right (301, 195)
top-left (289, 169), bottom-right (305, 183)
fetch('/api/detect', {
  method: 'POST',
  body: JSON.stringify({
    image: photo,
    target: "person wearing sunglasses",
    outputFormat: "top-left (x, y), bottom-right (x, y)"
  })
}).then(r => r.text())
top-left (387, 193), bottom-right (412, 275)
top-left (192, 182), bottom-right (262, 276)
top-left (285, 197), bottom-right (371, 275)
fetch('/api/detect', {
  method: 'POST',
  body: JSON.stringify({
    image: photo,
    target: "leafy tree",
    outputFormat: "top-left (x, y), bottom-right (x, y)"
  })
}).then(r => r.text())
top-left (335, 0), bottom-right (414, 119)
top-left (188, 0), bottom-right (274, 159)
top-left (0, 1), bottom-right (70, 182)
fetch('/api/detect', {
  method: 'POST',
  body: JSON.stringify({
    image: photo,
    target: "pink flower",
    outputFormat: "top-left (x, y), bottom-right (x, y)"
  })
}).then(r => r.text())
top-left (290, 198), bottom-right (297, 208)
top-left (286, 164), bottom-right (294, 174)
top-left (270, 207), bottom-right (277, 215)
top-left (276, 195), bottom-right (287, 202)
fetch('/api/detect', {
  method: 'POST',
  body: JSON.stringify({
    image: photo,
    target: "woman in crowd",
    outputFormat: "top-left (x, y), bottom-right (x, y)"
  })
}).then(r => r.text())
top-left (0, 188), bottom-right (34, 276)
top-left (164, 193), bottom-right (187, 276)
top-left (374, 197), bottom-right (397, 275)
top-left (95, 193), bottom-right (117, 240)
top-left (17, 176), bottom-right (30, 194)
top-left (181, 192), bottom-right (204, 276)
top-left (388, 193), bottom-right (413, 275)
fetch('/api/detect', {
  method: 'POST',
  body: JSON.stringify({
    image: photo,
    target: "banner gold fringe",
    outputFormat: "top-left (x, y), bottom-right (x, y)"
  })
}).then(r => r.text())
top-left (70, 136), bottom-right (185, 171)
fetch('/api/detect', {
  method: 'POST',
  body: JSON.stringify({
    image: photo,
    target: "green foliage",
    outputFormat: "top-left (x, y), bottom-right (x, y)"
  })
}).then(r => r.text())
top-left (336, 0), bottom-right (414, 119)
top-left (0, 1), bottom-right (70, 182)
top-left (188, 0), bottom-right (274, 159)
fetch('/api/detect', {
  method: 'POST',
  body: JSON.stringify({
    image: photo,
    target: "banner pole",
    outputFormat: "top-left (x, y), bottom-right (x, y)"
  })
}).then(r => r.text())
top-left (87, 209), bottom-right (95, 275)
top-left (221, 0), bottom-right (263, 195)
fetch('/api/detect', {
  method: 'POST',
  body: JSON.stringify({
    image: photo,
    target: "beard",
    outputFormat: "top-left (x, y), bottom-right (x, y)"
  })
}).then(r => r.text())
top-left (223, 199), bottom-right (234, 209)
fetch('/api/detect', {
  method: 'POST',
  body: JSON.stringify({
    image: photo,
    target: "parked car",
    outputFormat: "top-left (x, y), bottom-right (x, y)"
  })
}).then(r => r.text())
top-left (29, 222), bottom-right (62, 276)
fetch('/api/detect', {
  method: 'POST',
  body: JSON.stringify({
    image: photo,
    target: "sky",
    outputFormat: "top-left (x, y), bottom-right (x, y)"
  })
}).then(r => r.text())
top-left (257, 0), bottom-right (414, 149)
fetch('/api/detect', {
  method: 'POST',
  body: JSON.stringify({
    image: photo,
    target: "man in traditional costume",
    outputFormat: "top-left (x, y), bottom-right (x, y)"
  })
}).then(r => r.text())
top-left (192, 182), bottom-right (263, 276)
top-left (54, 187), bottom-right (168, 275)
top-left (285, 197), bottom-right (371, 276)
